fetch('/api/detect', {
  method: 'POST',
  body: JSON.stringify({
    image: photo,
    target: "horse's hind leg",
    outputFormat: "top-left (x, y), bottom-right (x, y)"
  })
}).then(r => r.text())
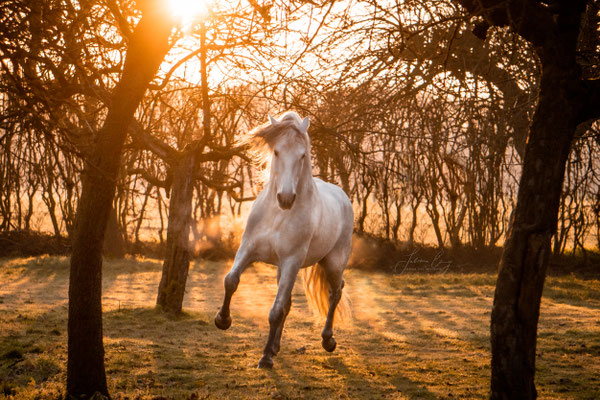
top-left (321, 270), bottom-right (343, 352)
top-left (215, 243), bottom-right (253, 330)
top-left (319, 249), bottom-right (349, 352)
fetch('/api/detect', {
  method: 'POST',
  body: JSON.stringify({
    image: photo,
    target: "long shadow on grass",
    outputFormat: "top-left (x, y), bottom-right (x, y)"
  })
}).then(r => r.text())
top-left (272, 346), bottom-right (438, 399)
top-left (5, 257), bottom-right (598, 398)
top-left (0, 304), bottom-right (67, 398)
top-left (102, 306), bottom-right (268, 396)
top-left (344, 273), bottom-right (493, 398)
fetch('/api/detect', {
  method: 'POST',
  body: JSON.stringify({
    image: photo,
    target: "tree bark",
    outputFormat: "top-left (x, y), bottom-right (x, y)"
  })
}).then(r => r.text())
top-left (491, 80), bottom-right (580, 399)
top-left (155, 21), bottom-right (211, 314)
top-left (67, 7), bottom-right (172, 398)
top-left (451, 1), bottom-right (593, 398)
top-left (156, 150), bottom-right (197, 313)
top-left (489, 7), bottom-right (586, 400)
top-left (103, 206), bottom-right (126, 258)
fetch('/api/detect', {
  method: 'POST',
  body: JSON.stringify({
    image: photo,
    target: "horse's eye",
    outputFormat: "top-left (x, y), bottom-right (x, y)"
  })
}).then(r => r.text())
top-left (301, 153), bottom-right (306, 159)
top-left (274, 150), bottom-right (279, 157)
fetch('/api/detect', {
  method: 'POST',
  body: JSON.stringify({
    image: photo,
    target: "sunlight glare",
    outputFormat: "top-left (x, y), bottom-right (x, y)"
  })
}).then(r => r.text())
top-left (168, 0), bottom-right (210, 24)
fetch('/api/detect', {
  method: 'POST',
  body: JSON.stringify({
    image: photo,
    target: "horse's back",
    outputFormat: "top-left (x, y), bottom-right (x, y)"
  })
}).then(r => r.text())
top-left (303, 178), bottom-right (353, 266)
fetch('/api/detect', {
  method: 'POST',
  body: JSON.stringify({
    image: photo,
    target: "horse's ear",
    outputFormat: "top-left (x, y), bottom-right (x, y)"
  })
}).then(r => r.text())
top-left (300, 116), bottom-right (310, 132)
top-left (269, 114), bottom-right (278, 125)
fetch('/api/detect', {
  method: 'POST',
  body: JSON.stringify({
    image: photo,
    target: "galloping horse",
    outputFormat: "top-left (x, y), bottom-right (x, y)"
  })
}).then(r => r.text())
top-left (214, 111), bottom-right (353, 369)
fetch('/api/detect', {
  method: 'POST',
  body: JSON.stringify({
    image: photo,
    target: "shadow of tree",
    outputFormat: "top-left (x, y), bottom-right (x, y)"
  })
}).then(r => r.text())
top-left (1, 256), bottom-right (599, 399)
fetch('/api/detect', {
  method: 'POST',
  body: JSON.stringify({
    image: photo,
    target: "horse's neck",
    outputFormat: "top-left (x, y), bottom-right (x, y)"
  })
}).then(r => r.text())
top-left (298, 159), bottom-right (317, 197)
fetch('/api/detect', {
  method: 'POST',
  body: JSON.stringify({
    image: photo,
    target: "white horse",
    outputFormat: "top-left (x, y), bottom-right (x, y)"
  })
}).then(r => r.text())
top-left (215, 111), bottom-right (353, 369)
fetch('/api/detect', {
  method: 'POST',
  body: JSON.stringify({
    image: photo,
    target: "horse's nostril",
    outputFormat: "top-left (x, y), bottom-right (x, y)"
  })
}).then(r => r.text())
top-left (277, 192), bottom-right (295, 209)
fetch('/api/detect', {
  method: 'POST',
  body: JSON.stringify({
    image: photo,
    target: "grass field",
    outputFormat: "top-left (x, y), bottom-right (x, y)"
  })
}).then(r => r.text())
top-left (0, 255), bottom-right (599, 399)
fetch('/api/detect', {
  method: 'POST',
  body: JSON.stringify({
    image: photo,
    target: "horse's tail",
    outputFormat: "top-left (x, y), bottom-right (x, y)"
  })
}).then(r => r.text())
top-left (301, 265), bottom-right (351, 324)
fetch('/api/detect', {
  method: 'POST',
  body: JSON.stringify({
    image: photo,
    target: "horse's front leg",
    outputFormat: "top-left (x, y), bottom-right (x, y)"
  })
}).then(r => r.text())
top-left (272, 268), bottom-right (292, 356)
top-left (258, 260), bottom-right (300, 369)
top-left (215, 243), bottom-right (253, 330)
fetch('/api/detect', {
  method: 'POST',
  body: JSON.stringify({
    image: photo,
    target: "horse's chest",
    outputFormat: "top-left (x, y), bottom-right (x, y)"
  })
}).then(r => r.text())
top-left (255, 211), bottom-right (315, 259)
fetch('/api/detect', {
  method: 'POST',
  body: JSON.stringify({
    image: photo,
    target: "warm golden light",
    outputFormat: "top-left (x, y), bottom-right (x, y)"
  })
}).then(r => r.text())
top-left (168, 0), bottom-right (210, 23)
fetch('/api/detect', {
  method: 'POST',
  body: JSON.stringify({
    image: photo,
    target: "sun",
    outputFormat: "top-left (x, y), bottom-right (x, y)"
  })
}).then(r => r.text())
top-left (168, 0), bottom-right (210, 22)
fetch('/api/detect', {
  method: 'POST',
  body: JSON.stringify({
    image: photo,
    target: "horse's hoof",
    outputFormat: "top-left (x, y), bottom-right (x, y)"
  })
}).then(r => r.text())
top-left (322, 337), bottom-right (337, 352)
top-left (214, 313), bottom-right (232, 330)
top-left (258, 356), bottom-right (274, 369)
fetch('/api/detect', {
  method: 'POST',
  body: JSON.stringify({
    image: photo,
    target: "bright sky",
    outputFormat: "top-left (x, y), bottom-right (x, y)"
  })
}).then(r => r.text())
top-left (159, 0), bottom-right (435, 94)
top-left (159, 0), bottom-right (342, 89)
top-left (168, 0), bottom-right (212, 25)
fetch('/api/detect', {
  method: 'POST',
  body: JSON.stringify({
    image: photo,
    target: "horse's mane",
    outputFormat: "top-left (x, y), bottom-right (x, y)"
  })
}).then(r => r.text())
top-left (239, 112), bottom-right (311, 185)
top-left (245, 111), bottom-right (310, 157)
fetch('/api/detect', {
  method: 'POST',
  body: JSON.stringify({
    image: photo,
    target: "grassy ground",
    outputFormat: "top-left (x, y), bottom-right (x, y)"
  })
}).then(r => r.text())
top-left (0, 256), bottom-right (599, 399)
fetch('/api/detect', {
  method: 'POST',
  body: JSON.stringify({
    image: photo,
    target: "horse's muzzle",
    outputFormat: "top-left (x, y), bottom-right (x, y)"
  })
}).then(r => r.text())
top-left (277, 192), bottom-right (296, 209)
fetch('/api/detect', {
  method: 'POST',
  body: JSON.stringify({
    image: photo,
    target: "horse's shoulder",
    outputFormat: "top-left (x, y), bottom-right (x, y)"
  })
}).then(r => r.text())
top-left (245, 190), bottom-right (270, 227)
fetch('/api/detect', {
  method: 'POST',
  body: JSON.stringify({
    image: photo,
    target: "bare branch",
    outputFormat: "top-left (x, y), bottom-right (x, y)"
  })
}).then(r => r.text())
top-left (127, 168), bottom-right (167, 188)
top-left (129, 122), bottom-right (180, 163)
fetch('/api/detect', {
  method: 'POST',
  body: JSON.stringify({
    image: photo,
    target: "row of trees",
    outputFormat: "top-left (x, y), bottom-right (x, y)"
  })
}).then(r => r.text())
top-left (1, 0), bottom-right (599, 398)
top-left (3, 44), bottom-right (599, 256)
top-left (3, 80), bottom-right (599, 254)
top-left (2, 2), bottom-right (599, 256)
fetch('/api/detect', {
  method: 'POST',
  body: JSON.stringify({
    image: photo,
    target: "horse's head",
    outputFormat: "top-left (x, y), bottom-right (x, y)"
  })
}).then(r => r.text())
top-left (251, 112), bottom-right (311, 210)
top-left (269, 114), bottom-right (310, 210)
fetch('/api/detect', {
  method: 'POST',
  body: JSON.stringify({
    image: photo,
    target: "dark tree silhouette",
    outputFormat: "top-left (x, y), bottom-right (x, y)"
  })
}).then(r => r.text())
top-left (456, 1), bottom-right (600, 398)
top-left (3, 0), bottom-right (598, 263)
top-left (67, 5), bottom-right (173, 397)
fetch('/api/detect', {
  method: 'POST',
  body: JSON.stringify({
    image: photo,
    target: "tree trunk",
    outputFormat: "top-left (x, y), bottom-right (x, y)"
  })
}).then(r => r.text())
top-left (156, 150), bottom-right (197, 313)
top-left (67, 9), bottom-right (172, 398)
top-left (392, 200), bottom-right (402, 241)
top-left (490, 30), bottom-right (584, 399)
top-left (156, 21), bottom-right (211, 314)
top-left (103, 206), bottom-right (126, 258)
top-left (408, 195), bottom-right (420, 245)
top-left (134, 183), bottom-right (153, 245)
top-left (426, 198), bottom-right (444, 248)
top-left (357, 180), bottom-right (373, 234)
top-left (42, 182), bottom-right (61, 238)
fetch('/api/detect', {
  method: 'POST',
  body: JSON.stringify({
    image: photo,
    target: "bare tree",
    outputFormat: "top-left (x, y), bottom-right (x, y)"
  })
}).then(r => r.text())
top-left (456, 1), bottom-right (600, 398)
top-left (67, 3), bottom-right (174, 396)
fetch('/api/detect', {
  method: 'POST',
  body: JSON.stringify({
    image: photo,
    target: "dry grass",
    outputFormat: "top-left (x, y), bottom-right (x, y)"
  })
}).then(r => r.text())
top-left (0, 255), bottom-right (599, 399)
